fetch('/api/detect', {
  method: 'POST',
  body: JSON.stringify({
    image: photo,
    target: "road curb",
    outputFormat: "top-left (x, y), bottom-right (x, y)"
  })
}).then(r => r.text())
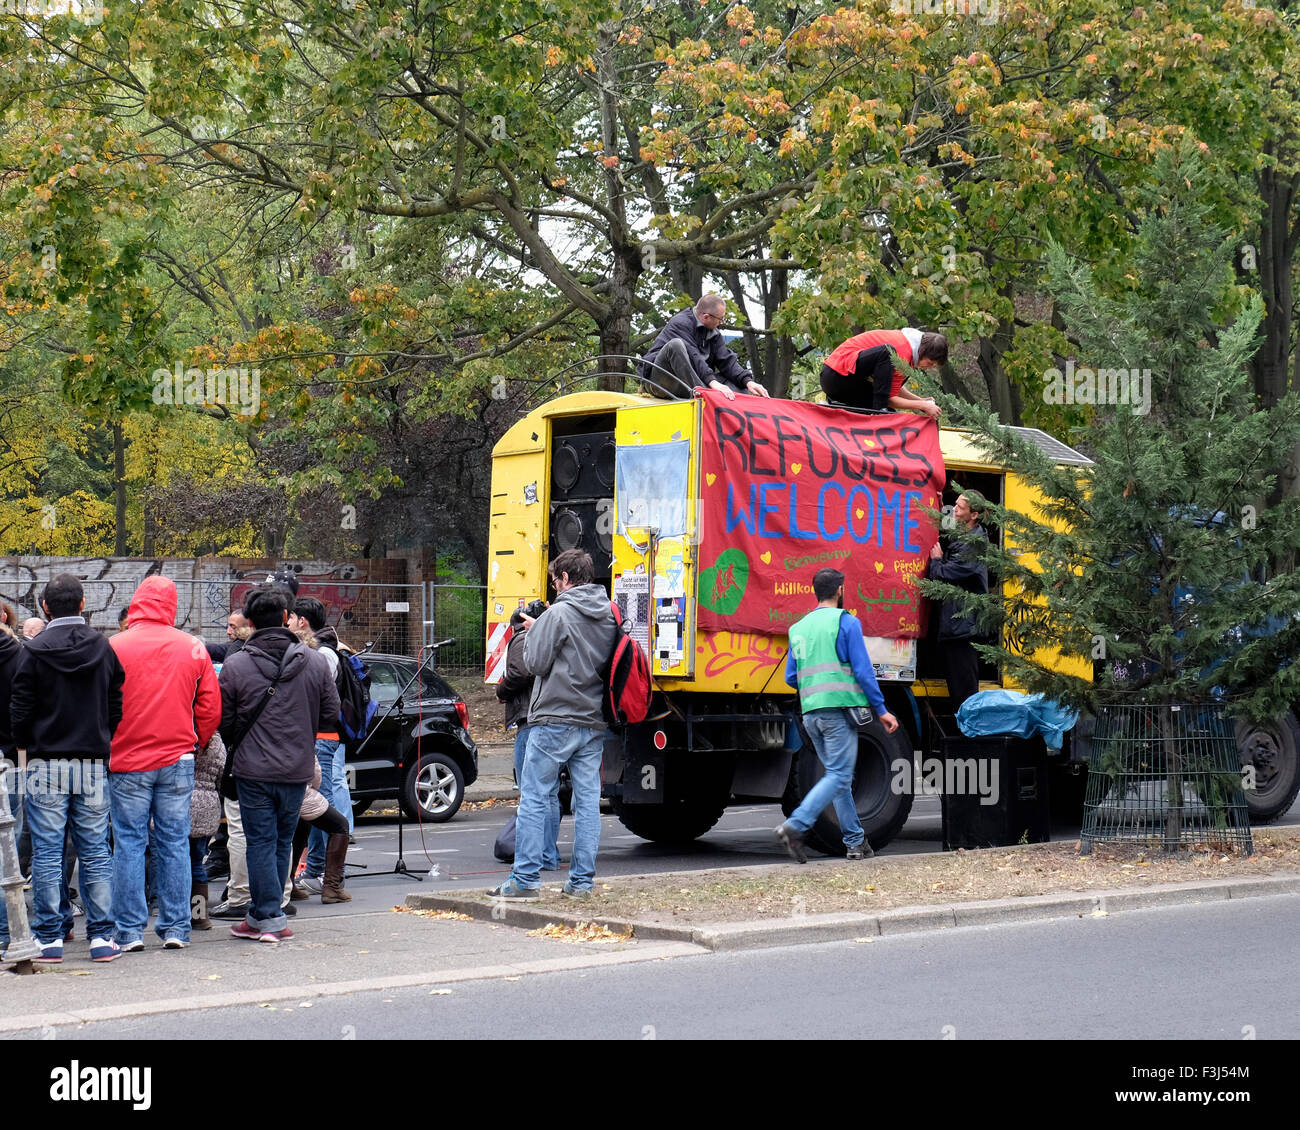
top-left (406, 871), bottom-right (1300, 952)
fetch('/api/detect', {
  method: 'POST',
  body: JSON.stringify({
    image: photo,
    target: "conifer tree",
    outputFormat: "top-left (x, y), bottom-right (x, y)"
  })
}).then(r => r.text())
top-left (923, 140), bottom-right (1300, 736)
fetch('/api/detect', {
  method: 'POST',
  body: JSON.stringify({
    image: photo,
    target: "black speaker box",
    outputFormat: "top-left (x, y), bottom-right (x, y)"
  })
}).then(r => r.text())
top-left (549, 500), bottom-right (614, 578)
top-left (551, 431), bottom-right (616, 501)
top-left (939, 734), bottom-right (1051, 850)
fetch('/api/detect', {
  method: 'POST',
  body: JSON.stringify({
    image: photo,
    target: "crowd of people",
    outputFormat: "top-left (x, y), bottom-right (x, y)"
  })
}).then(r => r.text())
top-left (0, 569), bottom-right (356, 961)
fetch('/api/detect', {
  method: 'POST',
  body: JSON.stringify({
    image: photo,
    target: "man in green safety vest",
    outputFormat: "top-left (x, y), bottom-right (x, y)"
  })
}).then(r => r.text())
top-left (775, 568), bottom-right (899, 863)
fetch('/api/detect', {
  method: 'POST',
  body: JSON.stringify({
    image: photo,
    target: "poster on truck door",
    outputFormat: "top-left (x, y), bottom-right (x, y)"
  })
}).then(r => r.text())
top-left (695, 391), bottom-right (946, 639)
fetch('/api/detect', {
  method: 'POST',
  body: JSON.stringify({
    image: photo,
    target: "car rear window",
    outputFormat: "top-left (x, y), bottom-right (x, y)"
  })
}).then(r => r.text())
top-left (367, 660), bottom-right (455, 702)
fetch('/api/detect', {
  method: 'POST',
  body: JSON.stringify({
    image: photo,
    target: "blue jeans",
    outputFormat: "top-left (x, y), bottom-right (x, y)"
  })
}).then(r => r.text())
top-left (237, 779), bottom-right (306, 933)
top-left (190, 837), bottom-right (209, 884)
top-left (788, 709), bottom-right (865, 849)
top-left (110, 758), bottom-right (194, 945)
top-left (305, 739), bottom-right (348, 878)
top-left (514, 726), bottom-right (561, 870)
top-left (512, 724), bottom-right (604, 890)
top-left (25, 760), bottom-right (114, 944)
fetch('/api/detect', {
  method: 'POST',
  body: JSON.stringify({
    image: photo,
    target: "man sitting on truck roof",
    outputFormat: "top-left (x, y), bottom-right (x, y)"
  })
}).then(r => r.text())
top-left (820, 328), bottom-right (946, 418)
top-left (776, 568), bottom-right (899, 864)
top-left (638, 294), bottom-right (771, 401)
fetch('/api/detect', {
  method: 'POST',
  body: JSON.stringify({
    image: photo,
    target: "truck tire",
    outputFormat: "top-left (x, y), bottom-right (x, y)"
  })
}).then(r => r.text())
top-left (793, 720), bottom-right (915, 856)
top-left (611, 797), bottom-right (728, 843)
top-left (1236, 713), bottom-right (1300, 824)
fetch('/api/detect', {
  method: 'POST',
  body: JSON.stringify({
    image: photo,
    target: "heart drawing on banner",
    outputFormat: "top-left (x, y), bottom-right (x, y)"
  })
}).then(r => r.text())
top-left (697, 548), bottom-right (750, 615)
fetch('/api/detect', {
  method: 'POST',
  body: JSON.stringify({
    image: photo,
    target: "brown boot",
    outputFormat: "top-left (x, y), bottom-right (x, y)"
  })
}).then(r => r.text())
top-left (321, 833), bottom-right (352, 903)
top-left (191, 880), bottom-right (212, 930)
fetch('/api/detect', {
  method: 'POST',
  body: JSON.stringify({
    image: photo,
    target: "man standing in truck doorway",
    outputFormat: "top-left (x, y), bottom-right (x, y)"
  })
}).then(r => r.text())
top-left (927, 492), bottom-right (990, 708)
top-left (776, 569), bottom-right (899, 863)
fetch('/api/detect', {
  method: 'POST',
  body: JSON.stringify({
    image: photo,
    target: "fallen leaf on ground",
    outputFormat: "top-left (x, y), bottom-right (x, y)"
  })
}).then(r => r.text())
top-left (393, 906), bottom-right (473, 921)
top-left (429, 988), bottom-right (453, 995)
top-left (1090, 909), bottom-right (1109, 917)
top-left (525, 921), bottom-right (633, 944)
top-left (204, 974), bottom-right (221, 981)
top-left (503, 976), bottom-right (521, 981)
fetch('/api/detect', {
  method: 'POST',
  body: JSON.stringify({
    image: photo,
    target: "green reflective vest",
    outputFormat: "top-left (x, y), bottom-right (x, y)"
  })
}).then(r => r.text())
top-left (788, 607), bottom-right (869, 712)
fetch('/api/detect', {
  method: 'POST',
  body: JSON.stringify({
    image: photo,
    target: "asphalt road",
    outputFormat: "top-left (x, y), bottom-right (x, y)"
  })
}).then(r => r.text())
top-left (37, 892), bottom-right (1300, 1041)
top-left (345, 795), bottom-right (950, 896)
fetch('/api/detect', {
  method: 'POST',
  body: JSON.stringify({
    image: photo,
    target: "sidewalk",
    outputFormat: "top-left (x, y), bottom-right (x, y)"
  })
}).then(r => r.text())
top-left (0, 906), bottom-right (697, 1034)
top-left (466, 740), bottom-right (516, 803)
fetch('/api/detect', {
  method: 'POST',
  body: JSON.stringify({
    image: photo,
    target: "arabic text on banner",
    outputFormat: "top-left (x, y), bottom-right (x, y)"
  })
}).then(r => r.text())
top-left (695, 392), bottom-right (946, 639)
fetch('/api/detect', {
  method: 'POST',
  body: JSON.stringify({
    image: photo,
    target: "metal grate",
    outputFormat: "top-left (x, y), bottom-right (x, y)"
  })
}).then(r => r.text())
top-left (1081, 703), bottom-right (1253, 854)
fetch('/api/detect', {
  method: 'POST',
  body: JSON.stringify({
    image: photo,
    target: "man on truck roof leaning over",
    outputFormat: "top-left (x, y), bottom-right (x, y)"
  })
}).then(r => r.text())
top-left (820, 328), bottom-right (946, 417)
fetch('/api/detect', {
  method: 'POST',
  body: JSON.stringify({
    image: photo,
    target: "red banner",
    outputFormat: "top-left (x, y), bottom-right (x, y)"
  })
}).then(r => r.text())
top-left (695, 392), bottom-right (946, 639)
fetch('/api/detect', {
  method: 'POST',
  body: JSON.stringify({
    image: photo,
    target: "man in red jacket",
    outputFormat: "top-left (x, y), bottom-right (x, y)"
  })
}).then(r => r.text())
top-left (820, 328), bottom-right (947, 416)
top-left (109, 576), bottom-right (221, 951)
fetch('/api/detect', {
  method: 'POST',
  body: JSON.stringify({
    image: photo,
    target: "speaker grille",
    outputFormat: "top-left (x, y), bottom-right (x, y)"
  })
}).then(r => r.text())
top-left (553, 508), bottom-right (585, 552)
top-left (553, 443), bottom-right (581, 494)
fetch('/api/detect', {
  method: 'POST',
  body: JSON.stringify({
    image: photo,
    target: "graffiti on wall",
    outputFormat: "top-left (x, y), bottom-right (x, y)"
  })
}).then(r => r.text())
top-left (0, 558), bottom-right (375, 639)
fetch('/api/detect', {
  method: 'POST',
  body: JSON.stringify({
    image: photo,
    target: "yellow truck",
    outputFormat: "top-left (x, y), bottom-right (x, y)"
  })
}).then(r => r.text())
top-left (483, 387), bottom-right (1287, 853)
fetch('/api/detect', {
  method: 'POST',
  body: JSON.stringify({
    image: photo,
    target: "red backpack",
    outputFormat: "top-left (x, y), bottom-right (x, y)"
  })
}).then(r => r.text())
top-left (603, 600), bottom-right (653, 725)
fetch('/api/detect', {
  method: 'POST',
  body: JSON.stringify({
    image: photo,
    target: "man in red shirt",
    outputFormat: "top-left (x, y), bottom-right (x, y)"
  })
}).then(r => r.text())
top-left (109, 576), bottom-right (221, 951)
top-left (820, 328), bottom-right (947, 416)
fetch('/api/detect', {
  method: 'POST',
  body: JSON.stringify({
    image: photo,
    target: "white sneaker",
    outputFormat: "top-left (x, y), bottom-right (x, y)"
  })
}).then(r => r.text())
top-left (298, 875), bottom-right (324, 894)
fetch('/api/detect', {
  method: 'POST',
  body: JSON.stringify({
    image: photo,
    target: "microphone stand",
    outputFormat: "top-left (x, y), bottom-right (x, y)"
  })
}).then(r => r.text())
top-left (345, 638), bottom-right (456, 882)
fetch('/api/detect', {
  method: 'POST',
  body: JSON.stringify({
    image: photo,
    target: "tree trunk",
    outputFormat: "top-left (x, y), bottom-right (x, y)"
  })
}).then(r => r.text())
top-left (595, 21), bottom-right (636, 392)
top-left (1252, 155), bottom-right (1298, 413)
top-left (112, 421), bottom-right (127, 556)
top-left (977, 310), bottom-right (1020, 424)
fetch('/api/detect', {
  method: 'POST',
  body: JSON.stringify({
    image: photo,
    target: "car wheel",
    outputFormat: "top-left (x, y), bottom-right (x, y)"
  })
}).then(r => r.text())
top-left (401, 751), bottom-right (465, 823)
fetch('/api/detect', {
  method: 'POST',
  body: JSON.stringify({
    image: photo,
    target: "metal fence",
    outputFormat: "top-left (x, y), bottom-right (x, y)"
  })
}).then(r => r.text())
top-left (427, 584), bottom-right (487, 676)
top-left (1081, 702), bottom-right (1253, 855)
top-left (1, 575), bottom-right (488, 677)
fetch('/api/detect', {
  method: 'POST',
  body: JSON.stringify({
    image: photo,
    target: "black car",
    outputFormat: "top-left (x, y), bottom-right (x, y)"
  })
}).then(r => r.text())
top-left (343, 653), bottom-right (478, 822)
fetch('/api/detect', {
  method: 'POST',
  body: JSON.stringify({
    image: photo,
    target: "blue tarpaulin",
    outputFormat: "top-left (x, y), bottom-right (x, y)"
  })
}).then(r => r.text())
top-left (955, 690), bottom-right (1078, 751)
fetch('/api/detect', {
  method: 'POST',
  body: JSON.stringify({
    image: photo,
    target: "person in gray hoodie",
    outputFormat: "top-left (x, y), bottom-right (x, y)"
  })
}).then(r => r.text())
top-left (490, 549), bottom-right (616, 901)
top-left (218, 584), bottom-right (339, 942)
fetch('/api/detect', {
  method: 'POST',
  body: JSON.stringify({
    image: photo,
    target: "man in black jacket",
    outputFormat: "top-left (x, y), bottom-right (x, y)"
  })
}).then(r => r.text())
top-left (927, 493), bottom-right (991, 707)
top-left (10, 574), bottom-right (125, 963)
top-left (638, 295), bottom-right (771, 401)
top-left (218, 584), bottom-right (338, 942)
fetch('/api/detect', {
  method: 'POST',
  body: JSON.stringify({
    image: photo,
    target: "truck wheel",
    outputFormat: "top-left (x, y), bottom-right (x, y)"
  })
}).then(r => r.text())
top-left (612, 797), bottom-right (727, 843)
top-left (1236, 713), bottom-right (1300, 823)
top-left (794, 721), bottom-right (915, 856)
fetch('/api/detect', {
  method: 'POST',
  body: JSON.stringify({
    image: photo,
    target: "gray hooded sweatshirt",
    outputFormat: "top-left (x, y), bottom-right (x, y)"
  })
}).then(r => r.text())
top-left (523, 583), bottom-right (617, 730)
